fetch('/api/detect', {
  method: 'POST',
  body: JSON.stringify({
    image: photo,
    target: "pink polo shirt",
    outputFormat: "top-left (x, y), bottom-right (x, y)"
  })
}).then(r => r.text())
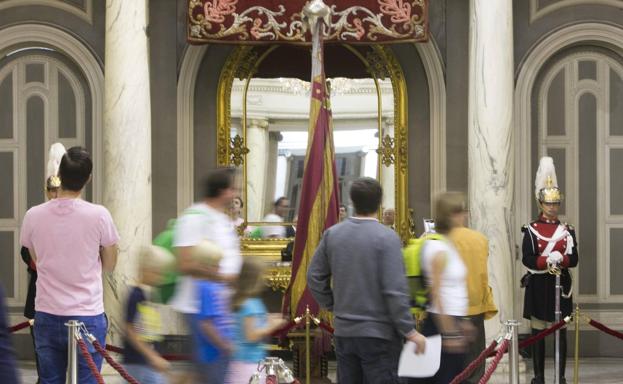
top-left (20, 198), bottom-right (120, 316)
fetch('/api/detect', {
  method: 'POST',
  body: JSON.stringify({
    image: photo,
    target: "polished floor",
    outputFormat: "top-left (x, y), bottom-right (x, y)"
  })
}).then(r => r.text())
top-left (17, 358), bottom-right (623, 383)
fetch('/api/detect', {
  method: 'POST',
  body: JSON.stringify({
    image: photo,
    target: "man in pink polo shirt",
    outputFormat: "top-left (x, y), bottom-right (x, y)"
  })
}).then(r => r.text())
top-left (20, 146), bottom-right (119, 384)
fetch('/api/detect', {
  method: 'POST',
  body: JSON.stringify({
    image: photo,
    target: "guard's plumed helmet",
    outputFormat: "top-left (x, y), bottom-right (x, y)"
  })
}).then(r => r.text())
top-left (46, 142), bottom-right (66, 189)
top-left (534, 156), bottom-right (562, 204)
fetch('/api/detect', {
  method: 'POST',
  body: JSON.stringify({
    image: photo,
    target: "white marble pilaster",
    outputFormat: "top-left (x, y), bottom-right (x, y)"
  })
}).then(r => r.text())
top-left (103, 0), bottom-right (152, 345)
top-left (246, 118), bottom-right (269, 221)
top-left (468, 0), bottom-right (515, 336)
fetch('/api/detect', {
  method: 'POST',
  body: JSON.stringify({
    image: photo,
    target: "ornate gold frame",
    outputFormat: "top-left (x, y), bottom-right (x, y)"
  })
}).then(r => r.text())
top-left (217, 45), bottom-right (410, 259)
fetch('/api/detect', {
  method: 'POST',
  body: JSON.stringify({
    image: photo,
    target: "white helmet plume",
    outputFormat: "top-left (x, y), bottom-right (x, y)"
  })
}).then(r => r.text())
top-left (46, 142), bottom-right (66, 187)
top-left (534, 156), bottom-right (559, 201)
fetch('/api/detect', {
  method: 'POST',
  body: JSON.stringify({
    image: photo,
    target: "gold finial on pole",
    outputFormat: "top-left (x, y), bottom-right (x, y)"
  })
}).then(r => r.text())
top-left (305, 305), bottom-right (311, 384)
top-left (574, 305), bottom-right (580, 384)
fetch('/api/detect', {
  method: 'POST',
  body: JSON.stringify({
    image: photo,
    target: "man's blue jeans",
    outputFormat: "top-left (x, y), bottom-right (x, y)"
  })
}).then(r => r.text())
top-left (34, 311), bottom-right (107, 384)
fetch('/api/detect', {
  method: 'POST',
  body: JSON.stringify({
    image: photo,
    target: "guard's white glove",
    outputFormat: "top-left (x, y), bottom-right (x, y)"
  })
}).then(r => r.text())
top-left (546, 251), bottom-right (564, 265)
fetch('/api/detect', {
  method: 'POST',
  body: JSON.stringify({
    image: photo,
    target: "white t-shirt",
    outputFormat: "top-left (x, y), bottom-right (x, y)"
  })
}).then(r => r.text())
top-left (421, 239), bottom-right (468, 316)
top-left (262, 213), bottom-right (286, 238)
top-left (169, 203), bottom-right (242, 314)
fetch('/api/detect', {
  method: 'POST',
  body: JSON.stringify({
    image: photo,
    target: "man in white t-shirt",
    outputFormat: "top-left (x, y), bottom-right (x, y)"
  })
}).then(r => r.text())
top-left (170, 168), bottom-right (242, 315)
top-left (262, 196), bottom-right (290, 238)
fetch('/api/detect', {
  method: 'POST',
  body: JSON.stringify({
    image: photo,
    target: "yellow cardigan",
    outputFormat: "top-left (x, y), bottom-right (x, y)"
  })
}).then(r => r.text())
top-left (449, 227), bottom-right (498, 319)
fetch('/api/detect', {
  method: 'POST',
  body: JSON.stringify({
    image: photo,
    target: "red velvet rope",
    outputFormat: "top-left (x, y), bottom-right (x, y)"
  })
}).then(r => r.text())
top-left (484, 319), bottom-right (567, 358)
top-left (518, 319), bottom-right (567, 350)
top-left (588, 319), bottom-right (623, 341)
top-left (478, 339), bottom-right (509, 384)
top-left (76, 338), bottom-right (105, 384)
top-left (270, 319), bottom-right (299, 337)
top-left (317, 320), bottom-right (334, 334)
top-left (91, 339), bottom-right (140, 384)
top-left (449, 339), bottom-right (499, 384)
top-left (104, 344), bottom-right (123, 354)
top-left (8, 321), bottom-right (31, 333)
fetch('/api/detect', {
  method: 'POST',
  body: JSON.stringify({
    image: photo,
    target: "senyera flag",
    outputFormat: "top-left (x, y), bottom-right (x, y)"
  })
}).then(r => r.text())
top-left (283, 21), bottom-right (340, 319)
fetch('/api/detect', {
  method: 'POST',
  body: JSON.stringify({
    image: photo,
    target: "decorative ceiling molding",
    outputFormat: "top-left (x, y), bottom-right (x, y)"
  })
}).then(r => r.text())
top-left (530, 0), bottom-right (623, 23)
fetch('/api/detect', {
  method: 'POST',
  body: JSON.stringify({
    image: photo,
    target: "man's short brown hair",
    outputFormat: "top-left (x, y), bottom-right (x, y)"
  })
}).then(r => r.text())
top-left (350, 178), bottom-right (382, 215)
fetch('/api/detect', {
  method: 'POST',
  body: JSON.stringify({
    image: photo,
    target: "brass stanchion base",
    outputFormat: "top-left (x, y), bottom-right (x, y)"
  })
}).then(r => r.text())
top-left (289, 330), bottom-right (332, 384)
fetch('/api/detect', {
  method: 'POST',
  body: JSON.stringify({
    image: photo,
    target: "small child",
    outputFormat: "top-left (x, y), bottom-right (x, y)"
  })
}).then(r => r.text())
top-left (225, 258), bottom-right (286, 384)
top-left (191, 240), bottom-right (235, 383)
top-left (123, 245), bottom-right (174, 384)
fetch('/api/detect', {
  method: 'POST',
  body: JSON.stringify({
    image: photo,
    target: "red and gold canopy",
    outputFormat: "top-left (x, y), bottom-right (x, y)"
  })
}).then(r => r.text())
top-left (187, 0), bottom-right (428, 44)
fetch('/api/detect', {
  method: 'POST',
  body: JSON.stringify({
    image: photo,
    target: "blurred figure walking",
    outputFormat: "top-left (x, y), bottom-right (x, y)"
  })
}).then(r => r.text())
top-left (225, 258), bottom-right (286, 383)
top-left (411, 192), bottom-right (471, 384)
top-left (449, 207), bottom-right (497, 383)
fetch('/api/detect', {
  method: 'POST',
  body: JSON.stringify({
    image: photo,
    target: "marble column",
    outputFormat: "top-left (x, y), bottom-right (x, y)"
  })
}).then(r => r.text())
top-left (246, 118), bottom-right (269, 221)
top-left (264, 131), bottom-right (281, 212)
top-left (103, 0), bottom-right (152, 345)
top-left (381, 118), bottom-right (396, 211)
top-left (468, 0), bottom-right (515, 331)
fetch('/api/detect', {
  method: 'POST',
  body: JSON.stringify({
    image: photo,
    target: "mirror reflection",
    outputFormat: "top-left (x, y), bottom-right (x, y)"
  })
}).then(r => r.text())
top-left (230, 76), bottom-right (395, 235)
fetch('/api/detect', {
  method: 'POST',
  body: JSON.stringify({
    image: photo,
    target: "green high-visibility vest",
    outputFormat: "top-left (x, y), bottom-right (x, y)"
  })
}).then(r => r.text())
top-left (402, 233), bottom-right (445, 315)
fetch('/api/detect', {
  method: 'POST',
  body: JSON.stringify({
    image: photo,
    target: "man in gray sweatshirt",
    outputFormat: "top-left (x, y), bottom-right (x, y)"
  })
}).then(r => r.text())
top-left (308, 177), bottom-right (426, 384)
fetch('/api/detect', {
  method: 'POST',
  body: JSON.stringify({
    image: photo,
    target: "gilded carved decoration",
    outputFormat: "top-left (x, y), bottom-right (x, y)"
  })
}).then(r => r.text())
top-left (229, 134), bottom-right (249, 166)
top-left (372, 45), bottom-right (410, 242)
top-left (366, 49), bottom-right (391, 79)
top-left (377, 134), bottom-right (396, 167)
top-left (188, 0), bottom-right (428, 44)
top-left (217, 46), bottom-right (254, 166)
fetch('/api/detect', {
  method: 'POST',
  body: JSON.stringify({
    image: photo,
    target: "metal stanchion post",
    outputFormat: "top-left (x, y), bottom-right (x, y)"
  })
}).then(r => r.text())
top-left (554, 268), bottom-right (562, 384)
top-left (506, 320), bottom-right (520, 384)
top-left (573, 305), bottom-right (580, 384)
top-left (66, 320), bottom-right (81, 384)
top-left (305, 305), bottom-right (311, 384)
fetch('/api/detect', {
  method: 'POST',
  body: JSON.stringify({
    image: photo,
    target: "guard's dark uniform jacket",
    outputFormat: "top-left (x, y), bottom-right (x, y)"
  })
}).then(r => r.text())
top-left (522, 215), bottom-right (578, 322)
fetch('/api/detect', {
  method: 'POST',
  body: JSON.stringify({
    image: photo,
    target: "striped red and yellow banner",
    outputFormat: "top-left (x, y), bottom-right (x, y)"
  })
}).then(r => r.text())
top-left (284, 23), bottom-right (340, 319)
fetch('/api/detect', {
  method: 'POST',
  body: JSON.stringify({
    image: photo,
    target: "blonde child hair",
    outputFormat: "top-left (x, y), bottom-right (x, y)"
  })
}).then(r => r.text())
top-left (138, 245), bottom-right (176, 273)
top-left (231, 258), bottom-right (266, 311)
top-left (190, 240), bottom-right (223, 268)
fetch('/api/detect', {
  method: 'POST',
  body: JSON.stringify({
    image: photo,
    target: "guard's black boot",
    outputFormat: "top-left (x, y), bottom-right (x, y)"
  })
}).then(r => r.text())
top-left (531, 328), bottom-right (545, 384)
top-left (559, 328), bottom-right (568, 384)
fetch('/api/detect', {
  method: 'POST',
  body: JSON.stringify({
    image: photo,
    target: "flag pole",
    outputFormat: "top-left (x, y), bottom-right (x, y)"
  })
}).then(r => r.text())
top-left (284, 0), bottom-right (335, 319)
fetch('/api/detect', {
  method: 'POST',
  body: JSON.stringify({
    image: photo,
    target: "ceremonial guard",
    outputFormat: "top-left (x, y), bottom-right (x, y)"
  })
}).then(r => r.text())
top-left (522, 157), bottom-right (578, 384)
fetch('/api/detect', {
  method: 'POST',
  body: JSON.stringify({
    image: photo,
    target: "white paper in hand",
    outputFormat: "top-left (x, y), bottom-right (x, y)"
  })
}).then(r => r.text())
top-left (397, 335), bottom-right (442, 378)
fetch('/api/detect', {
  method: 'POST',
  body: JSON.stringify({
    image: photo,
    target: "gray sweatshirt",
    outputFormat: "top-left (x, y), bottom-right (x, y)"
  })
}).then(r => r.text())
top-left (307, 217), bottom-right (416, 340)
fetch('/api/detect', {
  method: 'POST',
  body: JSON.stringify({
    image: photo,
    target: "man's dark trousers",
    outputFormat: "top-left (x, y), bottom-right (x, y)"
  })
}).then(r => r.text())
top-left (335, 335), bottom-right (402, 384)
